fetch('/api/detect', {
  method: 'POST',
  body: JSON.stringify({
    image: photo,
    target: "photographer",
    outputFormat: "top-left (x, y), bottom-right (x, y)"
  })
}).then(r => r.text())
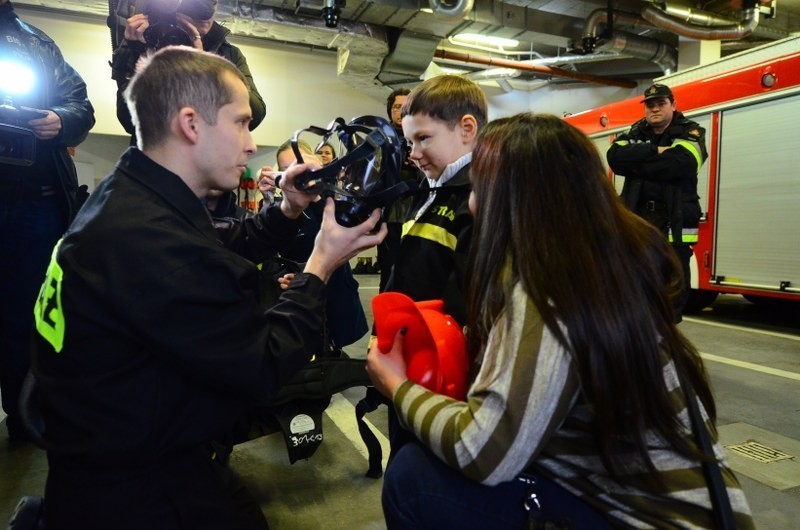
top-left (0, 0), bottom-right (95, 443)
top-left (111, 0), bottom-right (265, 138)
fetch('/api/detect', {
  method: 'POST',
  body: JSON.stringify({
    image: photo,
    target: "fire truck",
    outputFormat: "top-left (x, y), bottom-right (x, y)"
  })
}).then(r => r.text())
top-left (565, 36), bottom-right (800, 311)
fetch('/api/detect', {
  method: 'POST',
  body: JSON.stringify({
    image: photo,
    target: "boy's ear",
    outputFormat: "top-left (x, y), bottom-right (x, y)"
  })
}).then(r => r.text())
top-left (459, 114), bottom-right (479, 143)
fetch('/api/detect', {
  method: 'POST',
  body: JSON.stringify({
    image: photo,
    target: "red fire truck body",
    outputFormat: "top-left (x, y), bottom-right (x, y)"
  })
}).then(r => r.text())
top-left (565, 37), bottom-right (800, 309)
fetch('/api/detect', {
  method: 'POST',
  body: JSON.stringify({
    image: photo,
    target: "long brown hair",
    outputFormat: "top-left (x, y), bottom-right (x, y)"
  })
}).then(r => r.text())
top-left (466, 113), bottom-right (714, 474)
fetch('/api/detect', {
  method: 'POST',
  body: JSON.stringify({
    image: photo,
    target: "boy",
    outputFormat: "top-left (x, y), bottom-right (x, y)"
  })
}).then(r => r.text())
top-left (386, 75), bottom-right (487, 326)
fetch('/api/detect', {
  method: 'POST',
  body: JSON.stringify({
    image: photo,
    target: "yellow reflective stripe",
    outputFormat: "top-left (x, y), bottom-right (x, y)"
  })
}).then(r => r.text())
top-left (669, 139), bottom-right (703, 170)
top-left (34, 239), bottom-right (66, 353)
top-left (610, 140), bottom-right (629, 148)
top-left (403, 221), bottom-right (458, 251)
top-left (401, 219), bottom-right (414, 238)
top-left (668, 228), bottom-right (699, 244)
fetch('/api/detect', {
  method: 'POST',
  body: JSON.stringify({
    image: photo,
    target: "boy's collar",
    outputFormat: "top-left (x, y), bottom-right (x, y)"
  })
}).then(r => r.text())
top-left (428, 152), bottom-right (472, 189)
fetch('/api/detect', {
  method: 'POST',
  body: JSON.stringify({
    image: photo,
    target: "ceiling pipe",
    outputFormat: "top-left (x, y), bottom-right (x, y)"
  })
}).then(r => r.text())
top-left (595, 30), bottom-right (678, 74)
top-left (433, 49), bottom-right (637, 88)
top-left (428, 0), bottom-right (475, 21)
top-left (581, 9), bottom-right (677, 74)
top-left (640, 3), bottom-right (761, 40)
top-left (582, 8), bottom-right (658, 51)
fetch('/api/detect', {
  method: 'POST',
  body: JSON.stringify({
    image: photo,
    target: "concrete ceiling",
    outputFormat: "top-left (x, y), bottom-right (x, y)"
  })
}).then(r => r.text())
top-left (15, 0), bottom-right (800, 98)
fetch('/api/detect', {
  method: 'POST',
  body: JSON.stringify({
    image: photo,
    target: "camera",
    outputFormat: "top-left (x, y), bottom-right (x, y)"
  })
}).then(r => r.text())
top-left (0, 95), bottom-right (45, 166)
top-left (116, 0), bottom-right (217, 49)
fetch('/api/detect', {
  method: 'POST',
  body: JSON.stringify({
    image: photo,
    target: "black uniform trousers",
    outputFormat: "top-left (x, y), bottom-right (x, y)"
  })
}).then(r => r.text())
top-left (44, 448), bottom-right (268, 530)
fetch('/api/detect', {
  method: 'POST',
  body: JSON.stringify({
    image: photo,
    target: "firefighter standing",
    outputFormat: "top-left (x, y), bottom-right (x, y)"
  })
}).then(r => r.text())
top-left (607, 84), bottom-right (707, 322)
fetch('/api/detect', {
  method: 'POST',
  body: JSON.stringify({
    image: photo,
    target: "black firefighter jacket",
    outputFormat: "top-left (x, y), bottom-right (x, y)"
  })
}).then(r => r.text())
top-left (386, 163), bottom-right (472, 326)
top-left (32, 148), bottom-right (323, 468)
top-left (606, 111), bottom-right (707, 245)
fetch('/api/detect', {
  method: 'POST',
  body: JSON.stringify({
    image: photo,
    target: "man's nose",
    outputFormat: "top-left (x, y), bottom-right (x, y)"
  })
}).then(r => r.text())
top-left (244, 131), bottom-right (256, 155)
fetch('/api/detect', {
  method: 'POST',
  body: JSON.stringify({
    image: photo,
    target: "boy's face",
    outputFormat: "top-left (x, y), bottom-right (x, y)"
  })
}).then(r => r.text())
top-left (402, 113), bottom-right (476, 180)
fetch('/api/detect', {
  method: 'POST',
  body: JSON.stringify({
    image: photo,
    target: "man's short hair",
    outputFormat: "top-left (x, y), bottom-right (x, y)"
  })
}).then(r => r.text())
top-left (124, 46), bottom-right (246, 150)
top-left (402, 75), bottom-right (488, 129)
top-left (386, 87), bottom-right (410, 119)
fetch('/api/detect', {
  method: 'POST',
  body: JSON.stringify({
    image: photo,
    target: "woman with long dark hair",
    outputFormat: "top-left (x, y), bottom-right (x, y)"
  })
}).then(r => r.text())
top-left (366, 113), bottom-right (754, 529)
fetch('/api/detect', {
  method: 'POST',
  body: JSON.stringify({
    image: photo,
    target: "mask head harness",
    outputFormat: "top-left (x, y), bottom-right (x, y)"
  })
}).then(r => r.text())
top-left (290, 115), bottom-right (415, 227)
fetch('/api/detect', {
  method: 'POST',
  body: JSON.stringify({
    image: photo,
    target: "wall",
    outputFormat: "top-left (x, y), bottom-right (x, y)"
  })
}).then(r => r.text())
top-left (12, 5), bottom-right (637, 208)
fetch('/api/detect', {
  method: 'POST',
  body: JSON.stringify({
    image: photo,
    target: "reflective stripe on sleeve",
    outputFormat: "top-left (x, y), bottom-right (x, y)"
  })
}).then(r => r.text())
top-left (669, 227), bottom-right (699, 244)
top-left (669, 139), bottom-right (704, 171)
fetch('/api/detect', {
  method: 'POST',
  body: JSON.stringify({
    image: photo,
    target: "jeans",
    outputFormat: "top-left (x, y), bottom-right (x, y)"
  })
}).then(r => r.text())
top-left (0, 196), bottom-right (64, 438)
top-left (382, 441), bottom-right (611, 530)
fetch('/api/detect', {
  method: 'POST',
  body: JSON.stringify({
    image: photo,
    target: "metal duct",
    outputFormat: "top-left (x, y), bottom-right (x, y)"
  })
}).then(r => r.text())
top-left (595, 30), bottom-right (678, 74)
top-left (641, 5), bottom-right (761, 40)
top-left (433, 49), bottom-right (637, 88)
top-left (580, 9), bottom-right (677, 74)
top-left (428, 0), bottom-right (475, 22)
top-left (582, 8), bottom-right (656, 44)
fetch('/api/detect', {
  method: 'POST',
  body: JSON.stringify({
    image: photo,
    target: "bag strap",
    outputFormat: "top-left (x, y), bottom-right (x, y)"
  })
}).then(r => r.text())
top-left (355, 387), bottom-right (389, 478)
top-left (677, 367), bottom-right (737, 529)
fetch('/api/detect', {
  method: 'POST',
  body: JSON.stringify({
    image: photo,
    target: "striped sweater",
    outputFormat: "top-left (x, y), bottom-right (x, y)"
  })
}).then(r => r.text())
top-left (393, 282), bottom-right (755, 529)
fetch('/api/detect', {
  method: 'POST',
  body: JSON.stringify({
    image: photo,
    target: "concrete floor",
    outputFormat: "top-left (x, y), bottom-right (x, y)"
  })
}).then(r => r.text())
top-left (2, 276), bottom-right (799, 529)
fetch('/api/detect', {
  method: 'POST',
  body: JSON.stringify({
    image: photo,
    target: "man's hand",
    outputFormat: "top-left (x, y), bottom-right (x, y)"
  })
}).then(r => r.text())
top-left (26, 110), bottom-right (62, 141)
top-left (123, 14), bottom-right (150, 43)
top-left (278, 162), bottom-right (321, 219)
top-left (303, 198), bottom-right (387, 283)
top-left (176, 14), bottom-right (204, 50)
top-left (366, 328), bottom-right (408, 399)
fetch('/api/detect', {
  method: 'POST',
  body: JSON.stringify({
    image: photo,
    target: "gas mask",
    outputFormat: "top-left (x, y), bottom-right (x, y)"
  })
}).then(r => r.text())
top-left (290, 115), bottom-right (416, 227)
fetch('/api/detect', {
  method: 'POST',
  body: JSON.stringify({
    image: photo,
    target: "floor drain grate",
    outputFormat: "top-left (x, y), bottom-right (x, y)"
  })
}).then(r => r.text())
top-left (726, 441), bottom-right (794, 464)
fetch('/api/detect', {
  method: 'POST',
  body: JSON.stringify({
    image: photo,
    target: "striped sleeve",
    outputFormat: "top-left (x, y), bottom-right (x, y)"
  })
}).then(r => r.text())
top-left (392, 283), bottom-right (580, 485)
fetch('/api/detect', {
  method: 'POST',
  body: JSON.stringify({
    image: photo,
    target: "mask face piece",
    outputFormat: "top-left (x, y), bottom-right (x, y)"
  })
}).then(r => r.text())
top-left (290, 116), bottom-right (414, 227)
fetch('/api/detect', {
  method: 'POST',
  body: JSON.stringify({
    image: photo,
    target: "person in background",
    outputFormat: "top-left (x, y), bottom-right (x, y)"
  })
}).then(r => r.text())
top-left (367, 113), bottom-right (753, 530)
top-left (111, 0), bottom-right (265, 140)
top-left (0, 0), bottom-right (95, 443)
top-left (606, 83), bottom-right (707, 322)
top-left (31, 46), bottom-right (384, 530)
top-left (260, 139), bottom-right (368, 349)
top-left (376, 87), bottom-right (421, 292)
top-left (316, 142), bottom-right (336, 165)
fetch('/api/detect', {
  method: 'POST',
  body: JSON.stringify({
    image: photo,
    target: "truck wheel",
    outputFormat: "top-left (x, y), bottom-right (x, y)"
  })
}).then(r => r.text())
top-left (684, 289), bottom-right (718, 313)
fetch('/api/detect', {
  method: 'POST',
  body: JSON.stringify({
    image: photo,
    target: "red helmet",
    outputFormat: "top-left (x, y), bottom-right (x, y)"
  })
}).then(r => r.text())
top-left (372, 292), bottom-right (468, 400)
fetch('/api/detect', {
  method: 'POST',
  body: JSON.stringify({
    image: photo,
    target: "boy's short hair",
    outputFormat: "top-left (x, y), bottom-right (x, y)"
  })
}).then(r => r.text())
top-left (401, 75), bottom-right (488, 129)
top-left (124, 46), bottom-right (246, 150)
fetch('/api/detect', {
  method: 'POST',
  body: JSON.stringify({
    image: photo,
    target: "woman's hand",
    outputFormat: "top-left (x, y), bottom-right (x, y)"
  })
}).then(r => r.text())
top-left (366, 328), bottom-right (409, 398)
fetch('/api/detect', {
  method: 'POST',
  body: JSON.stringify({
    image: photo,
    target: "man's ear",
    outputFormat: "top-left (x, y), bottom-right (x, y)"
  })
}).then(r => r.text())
top-left (460, 114), bottom-right (479, 143)
top-left (176, 107), bottom-right (200, 144)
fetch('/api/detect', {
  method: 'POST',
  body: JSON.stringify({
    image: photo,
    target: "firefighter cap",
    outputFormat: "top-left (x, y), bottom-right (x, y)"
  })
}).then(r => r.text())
top-left (641, 84), bottom-right (674, 103)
